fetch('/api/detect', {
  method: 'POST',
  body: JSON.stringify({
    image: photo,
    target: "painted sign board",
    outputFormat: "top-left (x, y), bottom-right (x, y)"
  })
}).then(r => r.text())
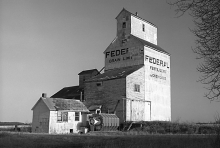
top-left (144, 46), bottom-right (171, 121)
top-left (105, 46), bottom-right (144, 70)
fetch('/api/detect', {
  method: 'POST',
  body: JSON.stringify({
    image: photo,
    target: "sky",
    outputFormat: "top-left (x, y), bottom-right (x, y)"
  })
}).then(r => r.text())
top-left (0, 0), bottom-right (219, 123)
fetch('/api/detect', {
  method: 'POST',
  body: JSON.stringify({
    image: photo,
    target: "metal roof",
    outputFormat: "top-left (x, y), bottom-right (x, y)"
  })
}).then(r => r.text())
top-left (131, 35), bottom-right (169, 55)
top-left (50, 86), bottom-right (83, 99)
top-left (85, 65), bottom-right (144, 82)
top-left (78, 69), bottom-right (99, 75)
top-left (32, 98), bottom-right (89, 112)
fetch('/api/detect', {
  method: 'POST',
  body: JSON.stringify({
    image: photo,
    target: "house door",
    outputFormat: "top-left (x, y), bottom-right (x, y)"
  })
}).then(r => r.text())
top-left (144, 101), bottom-right (151, 121)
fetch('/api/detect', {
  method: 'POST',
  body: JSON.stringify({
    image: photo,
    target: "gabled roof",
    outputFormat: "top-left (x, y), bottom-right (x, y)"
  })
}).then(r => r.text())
top-left (115, 8), bottom-right (156, 28)
top-left (51, 86), bottom-right (82, 99)
top-left (131, 35), bottom-right (170, 55)
top-left (85, 65), bottom-right (144, 82)
top-left (78, 69), bottom-right (99, 75)
top-left (115, 8), bottom-right (131, 19)
top-left (32, 98), bottom-right (89, 112)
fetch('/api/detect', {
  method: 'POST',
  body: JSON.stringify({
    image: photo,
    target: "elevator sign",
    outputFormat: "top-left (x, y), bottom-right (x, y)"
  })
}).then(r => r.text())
top-left (105, 46), bottom-right (144, 70)
top-left (144, 47), bottom-right (170, 83)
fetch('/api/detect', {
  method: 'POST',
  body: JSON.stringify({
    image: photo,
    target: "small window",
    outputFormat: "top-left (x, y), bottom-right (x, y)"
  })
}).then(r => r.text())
top-left (134, 84), bottom-right (140, 92)
top-left (57, 111), bottom-right (62, 121)
top-left (142, 24), bottom-right (145, 32)
top-left (75, 112), bottom-right (80, 121)
top-left (62, 112), bottom-right (68, 122)
top-left (122, 22), bottom-right (126, 28)
top-left (96, 82), bottom-right (102, 87)
top-left (57, 111), bottom-right (68, 122)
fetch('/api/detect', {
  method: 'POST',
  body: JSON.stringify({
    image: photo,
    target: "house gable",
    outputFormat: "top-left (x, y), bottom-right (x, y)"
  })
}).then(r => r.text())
top-left (32, 98), bottom-right (50, 133)
top-left (32, 98), bottom-right (50, 111)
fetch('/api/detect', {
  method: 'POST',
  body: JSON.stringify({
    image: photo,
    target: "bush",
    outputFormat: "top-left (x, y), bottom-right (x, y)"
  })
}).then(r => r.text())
top-left (122, 121), bottom-right (219, 135)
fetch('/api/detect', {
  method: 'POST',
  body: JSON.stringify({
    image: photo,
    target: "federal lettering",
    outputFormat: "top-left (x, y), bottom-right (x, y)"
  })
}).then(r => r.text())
top-left (145, 55), bottom-right (169, 69)
top-left (111, 51), bottom-right (115, 57)
top-left (105, 48), bottom-right (129, 58)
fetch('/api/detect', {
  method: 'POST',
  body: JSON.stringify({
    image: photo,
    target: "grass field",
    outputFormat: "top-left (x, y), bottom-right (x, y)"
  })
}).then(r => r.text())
top-left (0, 131), bottom-right (220, 148)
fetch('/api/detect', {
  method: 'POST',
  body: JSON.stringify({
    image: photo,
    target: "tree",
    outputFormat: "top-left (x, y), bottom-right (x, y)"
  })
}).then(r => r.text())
top-left (169, 0), bottom-right (220, 101)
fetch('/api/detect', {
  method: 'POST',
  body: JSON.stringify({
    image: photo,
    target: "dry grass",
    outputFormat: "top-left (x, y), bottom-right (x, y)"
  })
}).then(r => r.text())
top-left (0, 131), bottom-right (219, 148)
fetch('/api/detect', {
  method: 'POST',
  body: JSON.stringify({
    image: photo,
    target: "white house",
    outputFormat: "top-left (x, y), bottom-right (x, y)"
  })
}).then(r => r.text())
top-left (31, 94), bottom-right (89, 134)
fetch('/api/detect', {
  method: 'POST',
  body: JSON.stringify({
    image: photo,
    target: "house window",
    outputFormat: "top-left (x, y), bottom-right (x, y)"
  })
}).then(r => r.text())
top-left (75, 112), bottom-right (80, 121)
top-left (57, 111), bottom-right (68, 122)
top-left (134, 84), bottom-right (140, 92)
top-left (142, 24), bottom-right (145, 32)
top-left (96, 82), bottom-right (102, 87)
top-left (122, 22), bottom-right (126, 28)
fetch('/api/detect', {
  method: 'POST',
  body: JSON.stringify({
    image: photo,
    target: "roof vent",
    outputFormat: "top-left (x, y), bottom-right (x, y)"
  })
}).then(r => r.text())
top-left (42, 93), bottom-right (47, 98)
top-left (135, 12), bottom-right (138, 16)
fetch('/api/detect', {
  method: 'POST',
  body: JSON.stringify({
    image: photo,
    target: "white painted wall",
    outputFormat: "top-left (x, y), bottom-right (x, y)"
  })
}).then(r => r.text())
top-left (49, 111), bottom-right (83, 134)
top-left (131, 15), bottom-right (157, 45)
top-left (144, 46), bottom-right (171, 121)
top-left (32, 99), bottom-right (50, 133)
top-left (126, 67), bottom-right (146, 121)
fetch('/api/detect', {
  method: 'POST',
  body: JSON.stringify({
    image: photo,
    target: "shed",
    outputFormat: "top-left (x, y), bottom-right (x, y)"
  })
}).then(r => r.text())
top-left (31, 95), bottom-right (89, 134)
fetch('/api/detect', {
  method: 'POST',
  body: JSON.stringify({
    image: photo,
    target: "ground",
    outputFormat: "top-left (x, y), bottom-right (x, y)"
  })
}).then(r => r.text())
top-left (0, 131), bottom-right (219, 148)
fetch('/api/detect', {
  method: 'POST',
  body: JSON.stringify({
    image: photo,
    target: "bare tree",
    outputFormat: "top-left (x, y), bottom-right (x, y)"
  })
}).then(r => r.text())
top-left (169, 0), bottom-right (220, 101)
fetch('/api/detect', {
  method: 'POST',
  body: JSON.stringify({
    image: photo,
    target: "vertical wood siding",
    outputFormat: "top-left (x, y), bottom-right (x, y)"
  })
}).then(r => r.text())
top-left (32, 99), bottom-right (50, 133)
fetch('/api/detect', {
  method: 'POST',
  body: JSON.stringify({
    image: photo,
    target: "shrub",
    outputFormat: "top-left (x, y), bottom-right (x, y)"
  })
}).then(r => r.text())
top-left (0, 132), bottom-right (10, 138)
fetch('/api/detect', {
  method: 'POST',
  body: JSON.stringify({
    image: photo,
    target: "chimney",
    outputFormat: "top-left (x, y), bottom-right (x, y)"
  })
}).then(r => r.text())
top-left (135, 12), bottom-right (138, 16)
top-left (42, 93), bottom-right (47, 98)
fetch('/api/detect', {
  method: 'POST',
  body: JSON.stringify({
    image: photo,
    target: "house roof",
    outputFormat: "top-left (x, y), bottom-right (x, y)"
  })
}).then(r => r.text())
top-left (78, 69), bottom-right (99, 75)
top-left (32, 98), bottom-right (89, 112)
top-left (131, 35), bottom-right (169, 55)
top-left (50, 86), bottom-right (83, 99)
top-left (85, 65), bottom-right (144, 82)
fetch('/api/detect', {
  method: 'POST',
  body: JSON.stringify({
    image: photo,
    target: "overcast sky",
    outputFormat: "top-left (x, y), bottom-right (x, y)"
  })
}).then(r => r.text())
top-left (0, 0), bottom-right (219, 123)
